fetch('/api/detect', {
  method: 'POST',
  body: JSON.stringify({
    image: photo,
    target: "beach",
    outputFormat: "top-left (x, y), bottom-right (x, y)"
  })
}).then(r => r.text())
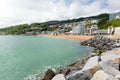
top-left (38, 34), bottom-right (94, 40)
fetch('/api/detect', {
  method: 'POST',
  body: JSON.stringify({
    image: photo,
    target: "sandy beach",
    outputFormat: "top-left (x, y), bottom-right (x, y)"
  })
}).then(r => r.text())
top-left (38, 34), bottom-right (94, 40)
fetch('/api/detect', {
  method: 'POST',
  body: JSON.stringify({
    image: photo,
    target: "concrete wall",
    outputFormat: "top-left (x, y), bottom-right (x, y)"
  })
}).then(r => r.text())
top-left (114, 27), bottom-right (120, 35)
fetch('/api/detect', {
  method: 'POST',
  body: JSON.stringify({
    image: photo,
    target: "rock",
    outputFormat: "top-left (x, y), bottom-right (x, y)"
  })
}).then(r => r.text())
top-left (101, 53), bottom-right (118, 62)
top-left (82, 56), bottom-right (99, 71)
top-left (67, 57), bottom-right (90, 72)
top-left (91, 70), bottom-right (110, 80)
top-left (62, 68), bottom-right (71, 76)
top-left (115, 74), bottom-right (120, 80)
top-left (115, 50), bottom-right (120, 54)
top-left (89, 65), bottom-right (101, 75)
top-left (55, 68), bottom-right (71, 76)
top-left (55, 69), bottom-right (63, 74)
top-left (73, 60), bottom-right (84, 69)
top-left (107, 60), bottom-right (119, 70)
top-left (52, 74), bottom-right (66, 80)
top-left (66, 56), bottom-right (101, 80)
top-left (67, 70), bottom-right (92, 80)
top-left (80, 36), bottom-right (117, 53)
top-left (43, 69), bottom-right (55, 80)
top-left (67, 56), bottom-right (100, 78)
top-left (38, 76), bottom-right (44, 80)
top-left (68, 61), bottom-right (77, 67)
top-left (114, 58), bottom-right (120, 64)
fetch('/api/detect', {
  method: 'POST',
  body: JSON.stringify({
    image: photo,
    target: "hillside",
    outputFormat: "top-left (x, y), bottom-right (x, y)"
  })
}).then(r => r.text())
top-left (0, 13), bottom-right (109, 35)
top-left (103, 19), bottom-right (120, 29)
top-left (44, 13), bottom-right (109, 27)
top-left (0, 23), bottom-right (56, 35)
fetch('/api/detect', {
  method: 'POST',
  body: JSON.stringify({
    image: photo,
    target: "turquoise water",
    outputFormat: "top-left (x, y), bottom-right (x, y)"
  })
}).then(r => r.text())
top-left (0, 35), bottom-right (91, 80)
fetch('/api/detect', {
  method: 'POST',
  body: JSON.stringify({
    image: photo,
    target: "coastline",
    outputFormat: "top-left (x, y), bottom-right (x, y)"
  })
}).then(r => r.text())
top-left (38, 34), bottom-right (94, 41)
top-left (38, 36), bottom-right (120, 80)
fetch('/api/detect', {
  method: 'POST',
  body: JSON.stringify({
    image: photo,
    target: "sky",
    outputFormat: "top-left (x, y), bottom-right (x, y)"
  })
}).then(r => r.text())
top-left (0, 0), bottom-right (120, 28)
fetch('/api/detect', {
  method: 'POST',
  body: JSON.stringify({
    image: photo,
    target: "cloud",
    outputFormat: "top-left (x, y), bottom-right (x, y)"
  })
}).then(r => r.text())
top-left (107, 0), bottom-right (120, 11)
top-left (0, 0), bottom-right (120, 28)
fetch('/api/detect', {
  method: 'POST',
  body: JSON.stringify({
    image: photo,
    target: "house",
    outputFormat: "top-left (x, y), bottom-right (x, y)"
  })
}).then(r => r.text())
top-left (84, 28), bottom-right (91, 35)
top-left (90, 25), bottom-right (98, 35)
top-left (73, 24), bottom-right (85, 35)
top-left (84, 24), bottom-right (99, 35)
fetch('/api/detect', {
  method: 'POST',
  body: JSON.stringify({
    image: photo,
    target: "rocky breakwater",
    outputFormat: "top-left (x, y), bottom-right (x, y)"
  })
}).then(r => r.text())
top-left (80, 36), bottom-right (120, 53)
top-left (38, 36), bottom-right (120, 80)
top-left (38, 56), bottom-right (91, 80)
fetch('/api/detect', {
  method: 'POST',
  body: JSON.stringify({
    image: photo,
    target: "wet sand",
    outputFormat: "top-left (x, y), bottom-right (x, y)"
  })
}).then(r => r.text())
top-left (38, 34), bottom-right (94, 40)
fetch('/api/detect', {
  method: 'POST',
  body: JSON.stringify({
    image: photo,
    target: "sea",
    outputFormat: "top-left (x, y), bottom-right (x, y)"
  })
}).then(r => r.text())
top-left (0, 35), bottom-right (92, 80)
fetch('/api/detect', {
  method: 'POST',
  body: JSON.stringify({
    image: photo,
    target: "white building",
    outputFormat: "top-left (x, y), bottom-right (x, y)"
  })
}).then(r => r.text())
top-left (84, 28), bottom-right (91, 35)
top-left (84, 24), bottom-right (98, 35)
top-left (90, 25), bottom-right (98, 35)
top-left (73, 24), bottom-right (85, 35)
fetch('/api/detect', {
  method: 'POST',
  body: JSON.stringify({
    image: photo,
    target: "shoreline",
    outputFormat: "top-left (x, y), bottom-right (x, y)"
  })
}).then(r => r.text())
top-left (38, 36), bottom-right (120, 80)
top-left (38, 34), bottom-right (94, 41)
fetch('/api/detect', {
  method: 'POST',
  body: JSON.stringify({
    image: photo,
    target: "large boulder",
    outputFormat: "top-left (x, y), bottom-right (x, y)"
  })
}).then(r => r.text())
top-left (62, 68), bottom-right (71, 76)
top-left (82, 56), bottom-right (99, 71)
top-left (68, 56), bottom-right (90, 71)
top-left (91, 70), bottom-right (109, 80)
top-left (66, 56), bottom-right (101, 80)
top-left (66, 65), bottom-right (101, 80)
top-left (89, 65), bottom-right (101, 75)
top-left (114, 58), bottom-right (120, 64)
top-left (52, 74), bottom-right (66, 80)
top-left (101, 52), bottom-right (118, 62)
top-left (43, 69), bottom-right (55, 80)
top-left (55, 68), bottom-right (71, 76)
top-left (67, 70), bottom-right (92, 80)
top-left (115, 50), bottom-right (120, 55)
